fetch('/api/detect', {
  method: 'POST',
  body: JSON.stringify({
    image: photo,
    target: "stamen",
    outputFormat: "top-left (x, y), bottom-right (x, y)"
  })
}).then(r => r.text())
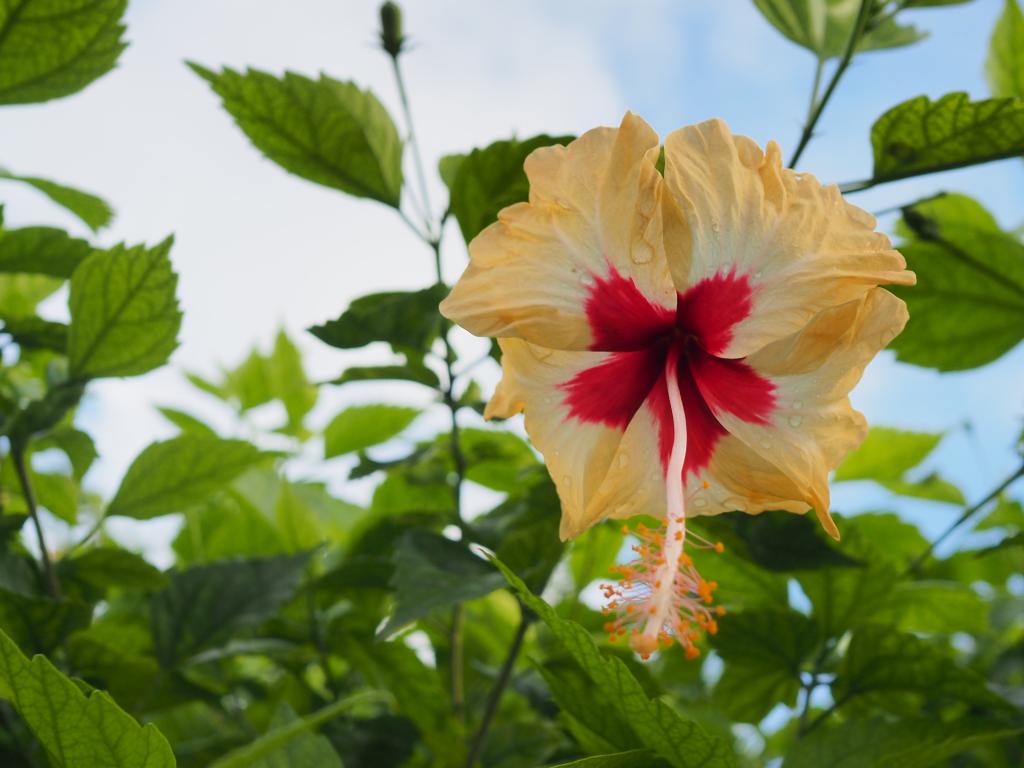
top-left (599, 347), bottom-right (725, 660)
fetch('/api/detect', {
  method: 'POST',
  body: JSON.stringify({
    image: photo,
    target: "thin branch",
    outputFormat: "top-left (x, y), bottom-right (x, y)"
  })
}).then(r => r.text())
top-left (905, 461), bottom-right (1024, 576)
top-left (12, 446), bottom-right (60, 599)
top-left (802, 692), bottom-right (852, 737)
top-left (839, 147), bottom-right (1024, 194)
top-left (307, 589), bottom-right (339, 700)
top-left (796, 640), bottom-right (834, 738)
top-left (464, 613), bottom-right (532, 768)
top-left (387, 43), bottom-right (471, 720)
top-left (450, 603), bottom-right (466, 723)
top-left (789, 0), bottom-right (873, 168)
top-left (65, 514), bottom-right (105, 557)
top-left (390, 55), bottom-right (436, 239)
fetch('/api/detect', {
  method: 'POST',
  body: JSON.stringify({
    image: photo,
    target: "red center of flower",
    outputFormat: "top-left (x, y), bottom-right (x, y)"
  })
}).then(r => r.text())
top-left (561, 266), bottom-right (775, 476)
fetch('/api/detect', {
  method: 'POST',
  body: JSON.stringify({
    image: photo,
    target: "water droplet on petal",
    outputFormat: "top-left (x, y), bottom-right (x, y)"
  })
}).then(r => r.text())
top-left (579, 272), bottom-right (596, 288)
top-left (792, 399), bottom-right (803, 410)
top-left (617, 454), bottom-right (630, 469)
top-left (788, 415), bottom-right (803, 428)
top-left (693, 497), bottom-right (709, 509)
top-left (630, 243), bottom-right (654, 264)
top-left (710, 218), bottom-right (721, 233)
top-left (754, 270), bottom-right (764, 279)
top-left (561, 475), bottom-right (573, 491)
top-left (759, 438), bottom-right (771, 449)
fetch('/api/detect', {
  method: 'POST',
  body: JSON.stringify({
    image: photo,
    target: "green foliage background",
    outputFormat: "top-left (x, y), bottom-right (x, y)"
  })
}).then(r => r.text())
top-left (0, 1), bottom-right (1023, 766)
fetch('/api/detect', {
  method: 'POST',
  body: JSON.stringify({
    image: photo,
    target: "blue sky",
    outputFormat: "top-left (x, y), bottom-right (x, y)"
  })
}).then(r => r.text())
top-left (2, 0), bottom-right (1021, 557)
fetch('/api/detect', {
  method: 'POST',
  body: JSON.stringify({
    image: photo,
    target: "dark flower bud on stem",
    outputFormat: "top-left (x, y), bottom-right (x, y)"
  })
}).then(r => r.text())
top-left (379, 2), bottom-right (406, 58)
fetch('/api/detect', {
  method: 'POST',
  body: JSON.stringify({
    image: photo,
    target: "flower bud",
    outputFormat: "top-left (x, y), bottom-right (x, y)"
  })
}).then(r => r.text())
top-left (379, 2), bottom-right (406, 58)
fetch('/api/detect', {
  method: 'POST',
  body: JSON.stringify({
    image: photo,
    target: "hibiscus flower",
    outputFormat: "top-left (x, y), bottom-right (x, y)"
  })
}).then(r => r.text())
top-left (441, 114), bottom-right (914, 658)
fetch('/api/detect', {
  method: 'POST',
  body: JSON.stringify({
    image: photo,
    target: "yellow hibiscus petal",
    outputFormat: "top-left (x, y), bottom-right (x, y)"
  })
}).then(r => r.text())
top-left (700, 288), bottom-right (908, 539)
top-left (486, 338), bottom-right (626, 539)
top-left (441, 112), bottom-right (675, 351)
top-left (585, 397), bottom-right (667, 529)
top-left (663, 118), bottom-right (914, 359)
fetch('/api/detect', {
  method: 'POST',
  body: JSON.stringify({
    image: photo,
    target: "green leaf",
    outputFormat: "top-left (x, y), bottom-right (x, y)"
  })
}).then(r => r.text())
top-left (0, 627), bottom-right (175, 767)
top-left (460, 427), bottom-right (539, 492)
top-left (0, 273), bottom-right (62, 317)
top-left (156, 406), bottom-right (218, 436)
top-left (438, 153), bottom-right (466, 188)
top-left (751, 0), bottom-right (925, 60)
top-left (491, 556), bottom-right (735, 768)
top-left (878, 473), bottom-right (964, 504)
top-left (30, 471), bottom-right (78, 524)
top-left (798, 565), bottom-right (894, 639)
top-left (107, 434), bottom-right (265, 519)
top-left (569, 522), bottom-right (626, 590)
top-left (0, 0), bottom-right (128, 105)
top-left (68, 237), bottom-right (182, 379)
top-left (309, 284), bottom-right (448, 356)
top-left (550, 751), bottom-right (667, 768)
top-left (977, 495), bottom-right (1024, 530)
top-left (59, 547), bottom-right (168, 592)
top-left (710, 609), bottom-right (819, 722)
top-left (209, 701), bottom-right (351, 768)
top-left (785, 717), bottom-right (1022, 768)
top-left (223, 330), bottom-right (317, 435)
top-left (869, 93), bottom-right (1024, 185)
top-left (0, 172), bottom-right (113, 231)
top-left (874, 580), bottom-right (988, 634)
top-left (689, 542), bottom-right (791, 611)
top-left (273, 481), bottom-right (325, 553)
top-left (190, 63), bottom-right (403, 206)
top-left (378, 530), bottom-right (505, 636)
top-left (2, 383), bottom-right (85, 447)
top-left (727, 512), bottom-right (860, 571)
top-left (150, 551), bottom-right (310, 667)
top-left (445, 134), bottom-right (573, 242)
top-left (172, 494), bottom-right (285, 562)
top-left (323, 404), bottom-right (420, 459)
top-left (538, 659), bottom-right (644, 755)
top-left (835, 427), bottom-right (942, 482)
top-left (987, 0), bottom-right (1024, 99)
top-left (890, 194), bottom-right (1024, 370)
top-left (472, 474), bottom-right (564, 593)
top-left (329, 362), bottom-right (440, 388)
top-left (0, 589), bottom-right (92, 654)
top-left (0, 316), bottom-right (67, 352)
top-left (0, 226), bottom-right (92, 277)
top-left (336, 631), bottom-right (466, 763)
top-left (834, 625), bottom-right (1011, 709)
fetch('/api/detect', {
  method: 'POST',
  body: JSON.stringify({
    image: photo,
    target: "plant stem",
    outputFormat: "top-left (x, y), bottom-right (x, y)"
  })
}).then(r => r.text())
top-left (450, 603), bottom-right (466, 723)
top-left (802, 692), bottom-right (851, 737)
top-left (307, 589), bottom-right (339, 700)
top-left (806, 57), bottom-right (825, 121)
top-left (788, 0), bottom-right (873, 168)
top-left (796, 640), bottom-right (834, 738)
top-left (387, 45), bottom-right (471, 721)
top-left (838, 148), bottom-right (1024, 194)
top-left (390, 55), bottom-right (435, 239)
top-left (464, 613), bottom-right (532, 768)
top-left (905, 461), bottom-right (1024, 576)
top-left (11, 446), bottom-right (60, 599)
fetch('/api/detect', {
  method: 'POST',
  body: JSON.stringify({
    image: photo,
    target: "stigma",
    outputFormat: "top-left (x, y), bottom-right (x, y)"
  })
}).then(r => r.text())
top-left (599, 348), bottom-right (726, 660)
